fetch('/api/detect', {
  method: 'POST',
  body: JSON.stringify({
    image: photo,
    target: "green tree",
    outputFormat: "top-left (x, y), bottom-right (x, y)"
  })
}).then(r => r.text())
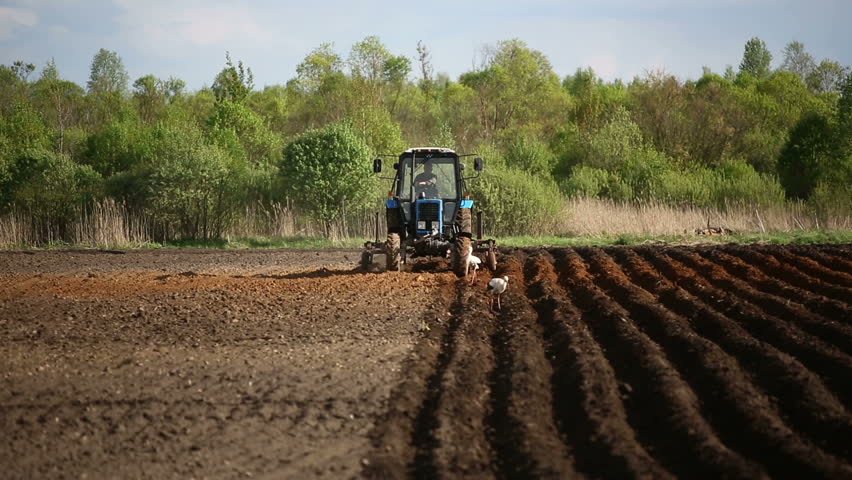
top-left (778, 112), bottom-right (836, 199)
top-left (499, 134), bottom-right (557, 177)
top-left (288, 44), bottom-right (350, 128)
top-left (416, 40), bottom-right (435, 92)
top-left (32, 74), bottom-right (85, 154)
top-left (0, 62), bottom-right (32, 117)
top-left (440, 82), bottom-right (479, 148)
top-left (206, 99), bottom-right (282, 167)
top-left (345, 105), bottom-right (405, 156)
top-left (87, 48), bottom-right (129, 94)
top-left (132, 75), bottom-right (167, 123)
top-left (5, 149), bottom-right (101, 240)
top-left (583, 107), bottom-right (644, 170)
top-left (40, 58), bottom-right (59, 82)
top-left (294, 43), bottom-right (343, 94)
top-left (383, 55), bottom-right (412, 114)
top-left (780, 41), bottom-right (815, 83)
top-left (139, 120), bottom-right (247, 239)
top-left (469, 160), bottom-right (562, 235)
top-left (83, 115), bottom-right (150, 177)
top-left (0, 103), bottom-right (52, 155)
top-left (212, 52), bottom-right (254, 104)
top-left (348, 36), bottom-right (391, 85)
top-left (247, 85), bottom-right (289, 134)
top-left (739, 37), bottom-right (772, 80)
top-left (839, 72), bottom-right (852, 127)
top-left (460, 39), bottom-right (567, 141)
top-left (564, 67), bottom-right (607, 130)
top-left (279, 122), bottom-right (373, 233)
top-left (11, 60), bottom-right (35, 82)
top-left (806, 59), bottom-right (847, 94)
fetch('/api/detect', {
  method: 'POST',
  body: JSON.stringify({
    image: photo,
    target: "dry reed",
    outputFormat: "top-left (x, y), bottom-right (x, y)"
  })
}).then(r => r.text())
top-left (1, 196), bottom-right (849, 249)
top-left (557, 197), bottom-right (852, 236)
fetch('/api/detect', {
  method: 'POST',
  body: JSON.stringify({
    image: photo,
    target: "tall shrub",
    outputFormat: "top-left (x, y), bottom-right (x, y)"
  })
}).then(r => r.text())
top-left (469, 162), bottom-right (562, 236)
top-left (279, 122), bottom-right (374, 233)
top-left (140, 120), bottom-right (247, 239)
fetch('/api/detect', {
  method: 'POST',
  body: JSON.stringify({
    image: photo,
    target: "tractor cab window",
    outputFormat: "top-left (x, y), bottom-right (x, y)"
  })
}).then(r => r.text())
top-left (399, 156), bottom-right (458, 200)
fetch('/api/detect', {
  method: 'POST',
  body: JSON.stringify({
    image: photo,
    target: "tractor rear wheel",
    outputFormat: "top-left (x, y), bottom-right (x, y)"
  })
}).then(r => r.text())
top-left (456, 208), bottom-right (472, 236)
top-left (452, 236), bottom-right (471, 277)
top-left (386, 233), bottom-right (401, 272)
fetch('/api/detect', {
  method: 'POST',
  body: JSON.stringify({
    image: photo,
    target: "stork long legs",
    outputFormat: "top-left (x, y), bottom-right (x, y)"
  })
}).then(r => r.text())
top-left (489, 293), bottom-right (502, 312)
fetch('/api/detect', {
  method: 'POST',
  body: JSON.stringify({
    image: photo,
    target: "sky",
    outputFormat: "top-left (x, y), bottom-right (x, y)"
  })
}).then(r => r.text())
top-left (1, 0), bottom-right (850, 91)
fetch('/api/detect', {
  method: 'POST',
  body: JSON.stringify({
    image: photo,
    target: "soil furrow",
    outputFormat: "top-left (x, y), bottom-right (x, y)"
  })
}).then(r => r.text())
top-left (366, 281), bottom-right (457, 479)
top-left (759, 246), bottom-right (852, 286)
top-left (526, 251), bottom-right (662, 479)
top-left (431, 281), bottom-right (497, 478)
top-left (554, 247), bottom-right (706, 479)
top-left (575, 246), bottom-right (850, 479)
top-left (787, 245), bottom-right (852, 275)
top-left (635, 247), bottom-right (852, 410)
top-left (822, 245), bottom-right (852, 261)
top-left (484, 251), bottom-right (578, 479)
top-left (551, 249), bottom-right (767, 479)
top-left (666, 248), bottom-right (852, 352)
top-left (719, 245), bottom-right (852, 302)
top-left (700, 248), bottom-right (851, 320)
top-left (611, 247), bottom-right (852, 459)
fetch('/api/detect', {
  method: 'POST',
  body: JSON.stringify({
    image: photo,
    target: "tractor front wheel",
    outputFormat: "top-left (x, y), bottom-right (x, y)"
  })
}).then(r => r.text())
top-left (452, 236), bottom-right (471, 277)
top-left (386, 233), bottom-right (401, 272)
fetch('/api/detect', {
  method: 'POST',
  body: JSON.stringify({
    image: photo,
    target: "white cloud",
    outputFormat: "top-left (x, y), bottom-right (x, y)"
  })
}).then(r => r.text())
top-left (0, 7), bottom-right (38, 41)
top-left (112, 1), bottom-right (276, 58)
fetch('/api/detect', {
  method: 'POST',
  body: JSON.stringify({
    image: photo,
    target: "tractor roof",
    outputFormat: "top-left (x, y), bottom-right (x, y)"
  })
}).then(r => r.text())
top-left (403, 147), bottom-right (456, 155)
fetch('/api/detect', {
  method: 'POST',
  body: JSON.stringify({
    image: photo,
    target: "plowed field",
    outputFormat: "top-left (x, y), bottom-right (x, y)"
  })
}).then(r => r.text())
top-left (2, 244), bottom-right (851, 479)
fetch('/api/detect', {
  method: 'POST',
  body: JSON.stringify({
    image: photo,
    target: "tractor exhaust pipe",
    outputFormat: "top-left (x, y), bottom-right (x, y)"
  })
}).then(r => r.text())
top-left (375, 211), bottom-right (380, 244)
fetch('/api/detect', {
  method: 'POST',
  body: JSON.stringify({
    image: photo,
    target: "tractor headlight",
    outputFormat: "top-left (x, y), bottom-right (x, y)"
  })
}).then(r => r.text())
top-left (417, 221), bottom-right (426, 230)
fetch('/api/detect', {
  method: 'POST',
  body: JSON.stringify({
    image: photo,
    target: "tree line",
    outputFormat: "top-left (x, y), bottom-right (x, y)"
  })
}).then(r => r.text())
top-left (1, 36), bottom-right (850, 241)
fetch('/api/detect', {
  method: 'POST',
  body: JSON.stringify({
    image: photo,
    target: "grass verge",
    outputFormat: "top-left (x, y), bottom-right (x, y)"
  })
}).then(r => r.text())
top-left (3, 231), bottom-right (850, 251)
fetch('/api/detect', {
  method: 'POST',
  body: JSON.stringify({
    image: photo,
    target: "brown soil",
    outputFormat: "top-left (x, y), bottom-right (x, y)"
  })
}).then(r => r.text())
top-left (2, 245), bottom-right (851, 479)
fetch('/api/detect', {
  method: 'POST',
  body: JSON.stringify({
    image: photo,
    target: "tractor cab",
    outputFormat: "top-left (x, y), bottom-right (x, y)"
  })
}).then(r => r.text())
top-left (395, 148), bottom-right (466, 238)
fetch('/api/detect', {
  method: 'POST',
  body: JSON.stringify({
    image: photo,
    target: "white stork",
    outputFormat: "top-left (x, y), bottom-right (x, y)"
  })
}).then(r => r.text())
top-left (465, 245), bottom-right (482, 284)
top-left (488, 276), bottom-right (509, 312)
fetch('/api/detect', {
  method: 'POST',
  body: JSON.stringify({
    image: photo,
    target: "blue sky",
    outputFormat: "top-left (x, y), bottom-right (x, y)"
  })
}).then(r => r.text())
top-left (1, 0), bottom-right (850, 90)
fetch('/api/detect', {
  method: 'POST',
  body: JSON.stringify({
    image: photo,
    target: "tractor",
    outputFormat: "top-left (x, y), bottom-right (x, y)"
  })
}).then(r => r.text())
top-left (361, 147), bottom-right (497, 275)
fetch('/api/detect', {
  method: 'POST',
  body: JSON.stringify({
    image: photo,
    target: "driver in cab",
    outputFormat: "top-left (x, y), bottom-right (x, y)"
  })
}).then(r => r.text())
top-left (414, 162), bottom-right (439, 198)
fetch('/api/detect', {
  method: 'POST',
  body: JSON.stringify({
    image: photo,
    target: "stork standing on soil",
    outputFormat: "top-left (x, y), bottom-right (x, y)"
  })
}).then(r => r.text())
top-left (465, 245), bottom-right (482, 285)
top-left (488, 276), bottom-right (509, 312)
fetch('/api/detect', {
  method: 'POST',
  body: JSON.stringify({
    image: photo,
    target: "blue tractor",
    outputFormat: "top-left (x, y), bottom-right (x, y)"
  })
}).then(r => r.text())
top-left (361, 147), bottom-right (497, 275)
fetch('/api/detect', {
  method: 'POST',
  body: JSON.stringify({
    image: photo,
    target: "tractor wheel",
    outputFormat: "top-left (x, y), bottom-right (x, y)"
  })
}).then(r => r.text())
top-left (386, 233), bottom-right (401, 272)
top-left (452, 236), bottom-right (471, 277)
top-left (456, 208), bottom-right (473, 236)
top-left (360, 251), bottom-right (373, 271)
top-left (487, 249), bottom-right (497, 271)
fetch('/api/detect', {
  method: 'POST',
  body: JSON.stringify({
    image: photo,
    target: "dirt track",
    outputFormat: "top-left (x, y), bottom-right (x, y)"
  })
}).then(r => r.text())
top-left (1, 245), bottom-right (851, 479)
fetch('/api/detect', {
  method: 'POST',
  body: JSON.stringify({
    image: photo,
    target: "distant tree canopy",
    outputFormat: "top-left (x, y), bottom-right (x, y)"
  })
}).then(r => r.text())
top-left (87, 48), bottom-right (129, 95)
top-left (1, 35), bottom-right (850, 242)
top-left (740, 37), bottom-right (773, 80)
